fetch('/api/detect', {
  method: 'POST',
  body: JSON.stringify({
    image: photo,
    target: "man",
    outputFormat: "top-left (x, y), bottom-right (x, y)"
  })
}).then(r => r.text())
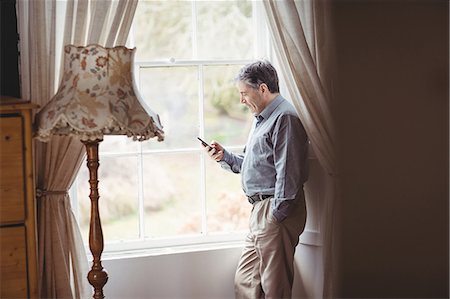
top-left (203, 60), bottom-right (309, 299)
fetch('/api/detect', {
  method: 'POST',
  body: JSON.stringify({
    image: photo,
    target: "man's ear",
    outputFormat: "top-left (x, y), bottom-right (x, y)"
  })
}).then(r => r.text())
top-left (259, 83), bottom-right (269, 93)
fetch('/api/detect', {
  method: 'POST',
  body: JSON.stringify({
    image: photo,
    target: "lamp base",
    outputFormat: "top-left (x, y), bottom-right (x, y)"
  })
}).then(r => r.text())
top-left (83, 139), bottom-right (108, 299)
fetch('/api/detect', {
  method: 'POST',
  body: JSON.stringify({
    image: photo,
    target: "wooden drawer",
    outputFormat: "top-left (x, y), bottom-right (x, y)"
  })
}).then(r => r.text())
top-left (0, 115), bottom-right (25, 223)
top-left (0, 226), bottom-right (28, 298)
top-left (0, 101), bottom-right (38, 298)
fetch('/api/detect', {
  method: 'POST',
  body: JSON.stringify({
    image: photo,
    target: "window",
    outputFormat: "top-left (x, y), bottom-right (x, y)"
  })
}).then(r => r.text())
top-left (71, 0), bottom-right (270, 252)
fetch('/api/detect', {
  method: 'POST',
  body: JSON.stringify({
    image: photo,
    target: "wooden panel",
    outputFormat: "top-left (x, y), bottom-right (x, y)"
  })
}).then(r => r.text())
top-left (0, 226), bottom-right (28, 298)
top-left (0, 103), bottom-right (38, 297)
top-left (0, 115), bottom-right (25, 223)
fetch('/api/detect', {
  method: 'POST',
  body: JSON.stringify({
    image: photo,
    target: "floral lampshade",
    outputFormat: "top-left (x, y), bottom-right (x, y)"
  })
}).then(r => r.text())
top-left (35, 44), bottom-right (164, 142)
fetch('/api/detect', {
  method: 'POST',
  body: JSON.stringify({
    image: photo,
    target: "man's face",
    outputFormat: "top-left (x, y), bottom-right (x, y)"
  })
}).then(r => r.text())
top-left (237, 81), bottom-right (264, 115)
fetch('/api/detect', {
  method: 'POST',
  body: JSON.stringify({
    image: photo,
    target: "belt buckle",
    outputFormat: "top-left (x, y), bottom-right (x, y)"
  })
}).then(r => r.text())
top-left (248, 194), bottom-right (265, 204)
top-left (247, 195), bottom-right (256, 204)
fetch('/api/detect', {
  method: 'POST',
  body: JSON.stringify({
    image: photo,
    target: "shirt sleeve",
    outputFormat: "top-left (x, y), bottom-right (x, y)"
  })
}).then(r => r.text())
top-left (218, 149), bottom-right (244, 174)
top-left (272, 201), bottom-right (292, 223)
top-left (271, 114), bottom-right (309, 221)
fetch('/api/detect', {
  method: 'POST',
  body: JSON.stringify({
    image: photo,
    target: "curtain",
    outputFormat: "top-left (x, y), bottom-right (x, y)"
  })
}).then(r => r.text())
top-left (263, 0), bottom-right (338, 297)
top-left (16, 1), bottom-right (138, 297)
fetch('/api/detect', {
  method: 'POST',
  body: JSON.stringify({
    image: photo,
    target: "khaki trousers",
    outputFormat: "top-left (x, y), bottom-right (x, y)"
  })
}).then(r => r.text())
top-left (234, 191), bottom-right (306, 299)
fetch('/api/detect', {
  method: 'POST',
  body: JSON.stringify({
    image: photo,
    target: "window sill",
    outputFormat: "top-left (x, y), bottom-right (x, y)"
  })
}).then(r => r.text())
top-left (101, 240), bottom-right (244, 261)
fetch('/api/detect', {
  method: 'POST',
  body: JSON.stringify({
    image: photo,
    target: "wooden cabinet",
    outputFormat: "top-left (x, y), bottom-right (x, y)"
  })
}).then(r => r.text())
top-left (0, 99), bottom-right (38, 298)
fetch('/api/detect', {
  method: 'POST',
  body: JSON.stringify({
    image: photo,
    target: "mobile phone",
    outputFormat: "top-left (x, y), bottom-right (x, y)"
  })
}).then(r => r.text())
top-left (197, 137), bottom-right (217, 154)
top-left (197, 137), bottom-right (211, 147)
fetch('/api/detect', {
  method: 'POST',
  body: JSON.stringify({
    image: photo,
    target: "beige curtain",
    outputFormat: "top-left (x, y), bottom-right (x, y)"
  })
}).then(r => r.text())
top-left (16, 1), bottom-right (138, 297)
top-left (263, 0), bottom-right (338, 297)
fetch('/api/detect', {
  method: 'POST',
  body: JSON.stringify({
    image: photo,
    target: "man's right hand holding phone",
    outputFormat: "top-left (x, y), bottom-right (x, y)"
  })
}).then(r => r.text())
top-left (198, 137), bottom-right (224, 162)
top-left (208, 141), bottom-right (224, 162)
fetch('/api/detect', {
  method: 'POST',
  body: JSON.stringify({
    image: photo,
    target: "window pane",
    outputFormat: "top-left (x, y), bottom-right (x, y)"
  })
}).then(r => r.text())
top-left (197, 1), bottom-right (253, 59)
top-left (76, 156), bottom-right (140, 243)
top-left (205, 154), bottom-right (250, 233)
top-left (203, 65), bottom-right (253, 146)
top-left (133, 1), bottom-right (193, 60)
top-left (139, 66), bottom-right (199, 151)
top-left (142, 153), bottom-right (201, 238)
top-left (101, 136), bottom-right (139, 154)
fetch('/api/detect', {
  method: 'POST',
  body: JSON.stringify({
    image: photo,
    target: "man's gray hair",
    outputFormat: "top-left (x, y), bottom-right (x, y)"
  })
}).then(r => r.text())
top-left (235, 60), bottom-right (279, 93)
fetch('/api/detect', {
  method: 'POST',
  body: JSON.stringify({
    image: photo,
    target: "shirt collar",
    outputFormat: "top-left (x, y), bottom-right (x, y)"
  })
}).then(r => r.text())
top-left (255, 95), bottom-right (284, 122)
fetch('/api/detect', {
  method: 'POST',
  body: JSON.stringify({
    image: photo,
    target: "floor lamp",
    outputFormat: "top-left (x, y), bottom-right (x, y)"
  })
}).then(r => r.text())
top-left (35, 44), bottom-right (164, 299)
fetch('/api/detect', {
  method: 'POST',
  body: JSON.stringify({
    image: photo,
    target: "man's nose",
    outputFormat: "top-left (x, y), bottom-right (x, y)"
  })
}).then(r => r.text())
top-left (239, 95), bottom-right (245, 104)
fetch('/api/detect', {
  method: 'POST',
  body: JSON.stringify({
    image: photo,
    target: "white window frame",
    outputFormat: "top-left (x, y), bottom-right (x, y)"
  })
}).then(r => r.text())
top-left (70, 1), bottom-right (272, 255)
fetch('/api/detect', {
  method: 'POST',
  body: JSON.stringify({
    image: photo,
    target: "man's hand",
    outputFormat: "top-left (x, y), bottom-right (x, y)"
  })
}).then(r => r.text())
top-left (205, 141), bottom-right (224, 162)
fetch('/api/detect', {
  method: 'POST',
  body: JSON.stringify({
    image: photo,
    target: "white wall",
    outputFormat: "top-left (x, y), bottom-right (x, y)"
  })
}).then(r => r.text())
top-left (103, 247), bottom-right (240, 299)
top-left (103, 243), bottom-right (323, 299)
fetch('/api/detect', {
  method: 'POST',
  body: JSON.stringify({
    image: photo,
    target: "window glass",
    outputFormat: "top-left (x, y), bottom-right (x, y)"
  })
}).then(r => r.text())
top-left (133, 1), bottom-right (192, 61)
top-left (142, 153), bottom-right (201, 238)
top-left (196, 1), bottom-right (254, 60)
top-left (205, 154), bottom-right (250, 233)
top-left (101, 135), bottom-right (139, 153)
top-left (139, 66), bottom-right (199, 151)
top-left (203, 64), bottom-right (253, 146)
top-left (76, 155), bottom-right (140, 242)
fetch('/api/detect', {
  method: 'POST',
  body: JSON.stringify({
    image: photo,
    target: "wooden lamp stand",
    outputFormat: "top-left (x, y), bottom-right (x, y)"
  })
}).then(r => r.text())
top-left (83, 140), bottom-right (108, 299)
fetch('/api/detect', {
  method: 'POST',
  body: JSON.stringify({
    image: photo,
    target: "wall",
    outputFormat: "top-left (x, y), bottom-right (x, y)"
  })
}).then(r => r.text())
top-left (103, 247), bottom-right (241, 299)
top-left (103, 243), bottom-right (322, 299)
top-left (333, 0), bottom-right (448, 297)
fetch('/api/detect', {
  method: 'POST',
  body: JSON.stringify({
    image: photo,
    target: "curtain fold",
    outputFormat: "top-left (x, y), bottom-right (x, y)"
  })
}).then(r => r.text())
top-left (264, 0), bottom-right (336, 175)
top-left (16, 1), bottom-right (138, 297)
top-left (263, 0), bottom-right (338, 297)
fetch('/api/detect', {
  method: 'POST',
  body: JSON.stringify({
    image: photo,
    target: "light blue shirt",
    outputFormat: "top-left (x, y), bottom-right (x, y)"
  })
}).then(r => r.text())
top-left (219, 95), bottom-right (309, 221)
